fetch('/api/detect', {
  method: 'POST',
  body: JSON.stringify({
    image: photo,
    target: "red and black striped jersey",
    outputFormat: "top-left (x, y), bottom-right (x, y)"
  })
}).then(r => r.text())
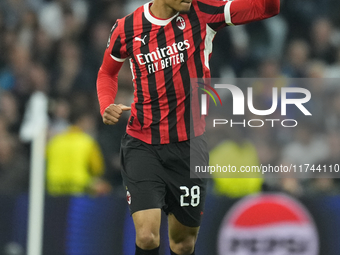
top-left (97, 0), bottom-right (280, 144)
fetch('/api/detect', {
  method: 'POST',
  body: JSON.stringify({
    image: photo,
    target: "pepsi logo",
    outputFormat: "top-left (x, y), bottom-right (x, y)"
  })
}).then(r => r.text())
top-left (218, 194), bottom-right (319, 255)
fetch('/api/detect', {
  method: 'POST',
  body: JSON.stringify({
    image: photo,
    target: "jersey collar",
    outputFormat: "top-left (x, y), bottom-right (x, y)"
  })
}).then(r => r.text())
top-left (144, 2), bottom-right (179, 26)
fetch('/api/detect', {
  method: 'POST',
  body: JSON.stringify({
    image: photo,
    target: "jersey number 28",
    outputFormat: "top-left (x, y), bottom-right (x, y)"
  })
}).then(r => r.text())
top-left (180, 186), bottom-right (200, 207)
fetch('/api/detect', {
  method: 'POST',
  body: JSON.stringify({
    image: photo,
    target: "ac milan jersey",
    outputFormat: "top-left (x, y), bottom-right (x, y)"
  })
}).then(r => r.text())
top-left (99, 0), bottom-right (280, 144)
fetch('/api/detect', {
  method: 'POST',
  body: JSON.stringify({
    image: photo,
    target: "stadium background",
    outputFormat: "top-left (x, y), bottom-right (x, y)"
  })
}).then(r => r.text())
top-left (1, 0), bottom-right (340, 254)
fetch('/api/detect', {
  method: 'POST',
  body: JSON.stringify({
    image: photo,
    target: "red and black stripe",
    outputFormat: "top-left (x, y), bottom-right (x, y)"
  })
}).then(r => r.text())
top-left (142, 15), bottom-right (161, 144)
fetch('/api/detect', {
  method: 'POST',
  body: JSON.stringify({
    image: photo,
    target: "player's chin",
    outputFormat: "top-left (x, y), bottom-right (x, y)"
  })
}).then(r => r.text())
top-left (179, 2), bottom-right (191, 13)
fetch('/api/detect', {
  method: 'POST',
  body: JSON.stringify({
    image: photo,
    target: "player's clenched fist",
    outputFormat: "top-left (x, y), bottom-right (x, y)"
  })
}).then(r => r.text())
top-left (102, 104), bottom-right (131, 125)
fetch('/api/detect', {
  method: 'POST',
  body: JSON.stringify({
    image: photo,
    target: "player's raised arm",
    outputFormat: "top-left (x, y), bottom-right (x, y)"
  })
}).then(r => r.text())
top-left (227, 0), bottom-right (280, 26)
top-left (196, 0), bottom-right (280, 31)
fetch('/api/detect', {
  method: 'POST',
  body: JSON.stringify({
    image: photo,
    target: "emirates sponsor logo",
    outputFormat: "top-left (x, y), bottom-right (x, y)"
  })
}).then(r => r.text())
top-left (136, 40), bottom-right (190, 74)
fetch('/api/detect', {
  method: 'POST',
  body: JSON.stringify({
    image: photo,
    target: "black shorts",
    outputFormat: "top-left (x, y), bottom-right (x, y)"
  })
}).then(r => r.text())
top-left (120, 133), bottom-right (208, 228)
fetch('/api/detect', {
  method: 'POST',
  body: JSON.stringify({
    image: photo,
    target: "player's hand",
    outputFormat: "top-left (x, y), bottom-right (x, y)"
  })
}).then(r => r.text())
top-left (102, 103), bottom-right (131, 125)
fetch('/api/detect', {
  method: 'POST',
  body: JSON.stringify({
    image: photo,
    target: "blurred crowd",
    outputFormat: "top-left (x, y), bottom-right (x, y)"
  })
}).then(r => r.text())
top-left (0, 0), bottom-right (340, 198)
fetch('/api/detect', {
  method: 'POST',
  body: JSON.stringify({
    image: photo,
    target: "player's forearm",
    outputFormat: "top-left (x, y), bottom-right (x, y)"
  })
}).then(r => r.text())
top-left (96, 55), bottom-right (124, 115)
top-left (96, 67), bottom-right (118, 116)
top-left (230, 0), bottom-right (280, 25)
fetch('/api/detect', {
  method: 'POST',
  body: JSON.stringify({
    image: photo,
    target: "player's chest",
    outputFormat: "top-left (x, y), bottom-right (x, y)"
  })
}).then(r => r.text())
top-left (126, 14), bottom-right (203, 66)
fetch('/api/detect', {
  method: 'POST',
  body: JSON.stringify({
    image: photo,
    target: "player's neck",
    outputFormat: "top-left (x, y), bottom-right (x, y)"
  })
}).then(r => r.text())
top-left (150, 1), bottom-right (178, 20)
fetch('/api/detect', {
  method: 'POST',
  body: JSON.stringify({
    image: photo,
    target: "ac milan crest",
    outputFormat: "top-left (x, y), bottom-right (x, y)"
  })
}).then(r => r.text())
top-left (176, 16), bottom-right (186, 30)
top-left (126, 191), bottom-right (131, 205)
